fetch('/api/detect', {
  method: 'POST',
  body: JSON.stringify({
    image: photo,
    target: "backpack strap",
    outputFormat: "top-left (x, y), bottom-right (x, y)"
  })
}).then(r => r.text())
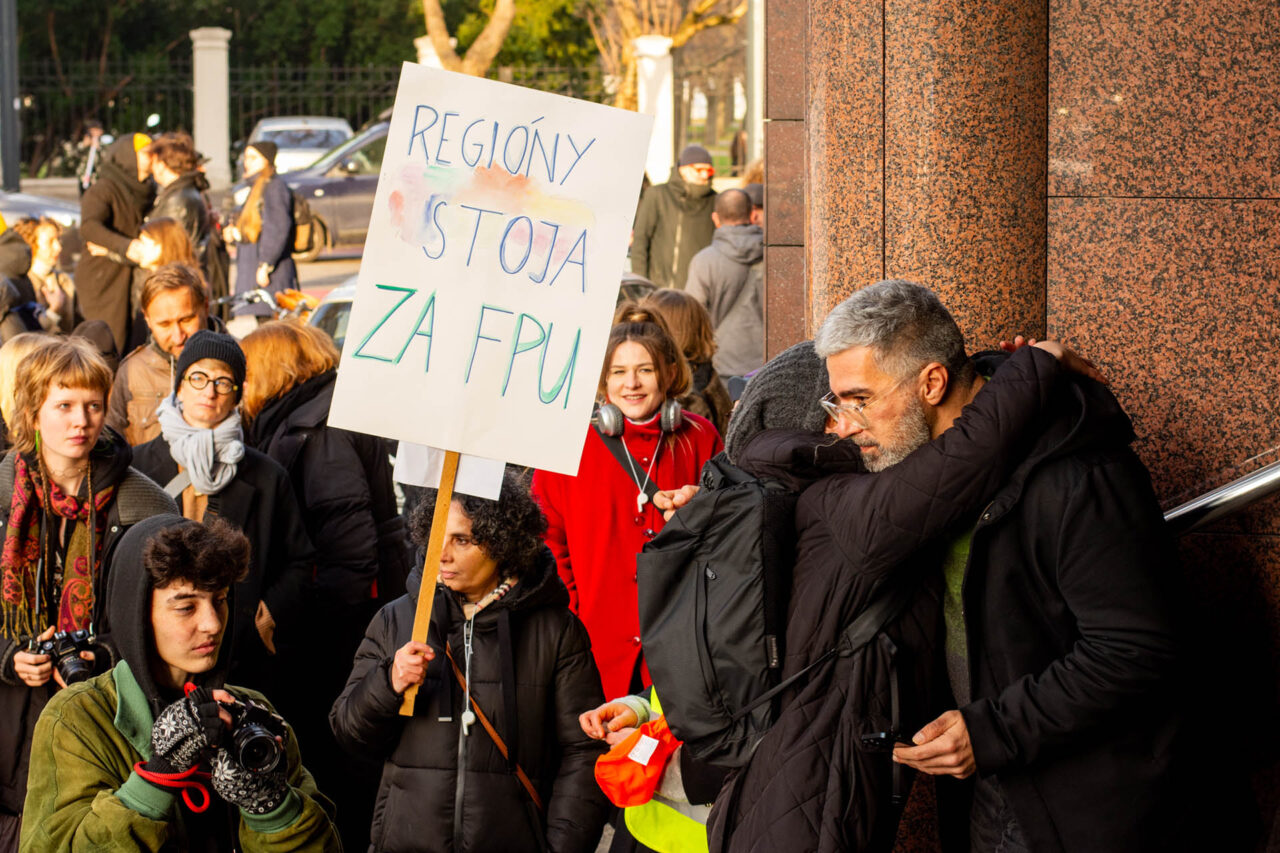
top-left (731, 574), bottom-right (917, 722)
top-left (595, 427), bottom-right (662, 505)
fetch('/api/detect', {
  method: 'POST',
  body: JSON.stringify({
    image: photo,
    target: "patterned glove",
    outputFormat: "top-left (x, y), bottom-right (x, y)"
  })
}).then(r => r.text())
top-left (210, 748), bottom-right (289, 815)
top-left (147, 687), bottom-right (224, 775)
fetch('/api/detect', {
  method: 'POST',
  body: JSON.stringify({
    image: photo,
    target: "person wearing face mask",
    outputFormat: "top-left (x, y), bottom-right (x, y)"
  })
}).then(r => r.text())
top-left (0, 338), bottom-right (176, 851)
top-left (19, 515), bottom-right (341, 852)
top-left (130, 331), bottom-right (314, 690)
top-left (630, 145), bottom-right (718, 290)
top-left (222, 142), bottom-right (296, 332)
top-left (531, 308), bottom-right (722, 701)
top-left (75, 134), bottom-right (157, 351)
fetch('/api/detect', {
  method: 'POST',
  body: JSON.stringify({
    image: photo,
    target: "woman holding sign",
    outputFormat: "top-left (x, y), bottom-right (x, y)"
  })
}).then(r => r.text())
top-left (531, 307), bottom-right (722, 700)
top-left (330, 467), bottom-right (610, 852)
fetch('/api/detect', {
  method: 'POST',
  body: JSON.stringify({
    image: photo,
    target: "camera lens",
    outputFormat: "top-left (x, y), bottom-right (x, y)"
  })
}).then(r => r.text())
top-left (56, 651), bottom-right (94, 685)
top-left (233, 724), bottom-right (283, 774)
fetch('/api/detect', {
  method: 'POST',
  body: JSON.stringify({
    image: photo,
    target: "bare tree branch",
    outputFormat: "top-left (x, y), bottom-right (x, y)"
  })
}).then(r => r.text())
top-left (460, 0), bottom-right (517, 76)
top-left (420, 0), bottom-right (463, 72)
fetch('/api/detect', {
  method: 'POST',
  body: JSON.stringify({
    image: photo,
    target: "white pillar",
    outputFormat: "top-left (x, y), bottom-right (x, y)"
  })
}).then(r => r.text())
top-left (414, 35), bottom-right (445, 69)
top-left (633, 35), bottom-right (675, 183)
top-left (745, 0), bottom-right (765, 162)
top-left (190, 27), bottom-right (232, 189)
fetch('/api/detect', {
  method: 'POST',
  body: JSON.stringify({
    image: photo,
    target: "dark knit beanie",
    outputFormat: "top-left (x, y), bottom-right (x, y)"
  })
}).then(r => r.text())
top-left (174, 330), bottom-right (247, 402)
top-left (248, 140), bottom-right (278, 167)
top-left (724, 340), bottom-right (831, 464)
top-left (744, 182), bottom-right (764, 207)
top-left (678, 144), bottom-right (713, 167)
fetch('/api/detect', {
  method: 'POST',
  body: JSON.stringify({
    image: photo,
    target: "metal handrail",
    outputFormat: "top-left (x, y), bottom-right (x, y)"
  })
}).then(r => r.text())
top-left (1163, 457), bottom-right (1280, 535)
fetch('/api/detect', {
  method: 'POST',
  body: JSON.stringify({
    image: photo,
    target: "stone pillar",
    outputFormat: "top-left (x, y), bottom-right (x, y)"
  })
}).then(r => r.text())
top-left (633, 35), bottom-right (675, 183)
top-left (744, 0), bottom-right (765, 163)
top-left (189, 27), bottom-right (232, 190)
top-left (414, 35), bottom-right (445, 69)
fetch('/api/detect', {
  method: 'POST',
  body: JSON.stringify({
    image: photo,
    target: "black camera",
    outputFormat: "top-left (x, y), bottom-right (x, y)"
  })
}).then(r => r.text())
top-left (29, 629), bottom-right (98, 685)
top-left (221, 698), bottom-right (287, 774)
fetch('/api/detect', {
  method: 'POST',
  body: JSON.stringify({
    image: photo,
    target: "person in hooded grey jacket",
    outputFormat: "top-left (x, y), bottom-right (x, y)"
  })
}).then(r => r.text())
top-left (330, 468), bottom-right (609, 853)
top-left (684, 189), bottom-right (763, 377)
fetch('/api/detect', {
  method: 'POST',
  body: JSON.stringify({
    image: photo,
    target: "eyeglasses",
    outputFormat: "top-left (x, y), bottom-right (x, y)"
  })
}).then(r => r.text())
top-left (184, 371), bottom-right (239, 396)
top-left (819, 375), bottom-right (912, 429)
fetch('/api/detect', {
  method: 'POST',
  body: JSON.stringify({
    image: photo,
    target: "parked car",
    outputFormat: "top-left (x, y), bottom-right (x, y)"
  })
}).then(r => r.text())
top-left (309, 277), bottom-right (357, 350)
top-left (219, 121), bottom-right (388, 263)
top-left (0, 190), bottom-right (80, 229)
top-left (236, 115), bottom-right (354, 178)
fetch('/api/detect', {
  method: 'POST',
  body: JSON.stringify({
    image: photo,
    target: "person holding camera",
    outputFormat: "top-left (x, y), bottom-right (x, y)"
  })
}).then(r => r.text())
top-left (20, 514), bottom-right (341, 852)
top-left (0, 337), bottom-right (176, 851)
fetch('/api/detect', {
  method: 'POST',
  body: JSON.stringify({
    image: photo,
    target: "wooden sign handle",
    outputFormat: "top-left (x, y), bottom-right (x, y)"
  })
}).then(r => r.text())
top-left (399, 450), bottom-right (460, 717)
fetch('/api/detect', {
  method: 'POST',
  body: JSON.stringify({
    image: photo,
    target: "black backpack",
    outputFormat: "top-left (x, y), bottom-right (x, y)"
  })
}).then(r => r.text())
top-left (637, 451), bottom-right (920, 768)
top-left (636, 452), bottom-right (796, 766)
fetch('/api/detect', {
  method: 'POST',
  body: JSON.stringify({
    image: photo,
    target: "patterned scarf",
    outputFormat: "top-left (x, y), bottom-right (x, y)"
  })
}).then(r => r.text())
top-left (458, 576), bottom-right (518, 621)
top-left (1, 455), bottom-right (115, 641)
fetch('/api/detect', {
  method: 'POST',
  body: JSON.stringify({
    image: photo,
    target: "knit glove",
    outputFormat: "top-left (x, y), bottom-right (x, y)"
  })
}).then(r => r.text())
top-left (147, 687), bottom-right (225, 775)
top-left (210, 748), bottom-right (289, 815)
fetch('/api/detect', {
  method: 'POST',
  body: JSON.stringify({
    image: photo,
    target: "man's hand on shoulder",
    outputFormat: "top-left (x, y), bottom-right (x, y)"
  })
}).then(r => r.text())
top-left (892, 709), bottom-right (976, 778)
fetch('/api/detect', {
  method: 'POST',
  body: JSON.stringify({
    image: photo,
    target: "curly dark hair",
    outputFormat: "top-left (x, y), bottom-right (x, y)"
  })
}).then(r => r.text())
top-left (144, 517), bottom-right (250, 592)
top-left (409, 467), bottom-right (548, 578)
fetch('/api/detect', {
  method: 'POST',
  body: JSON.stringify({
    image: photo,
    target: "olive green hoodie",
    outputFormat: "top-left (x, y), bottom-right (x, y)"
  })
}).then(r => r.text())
top-left (19, 515), bottom-right (341, 852)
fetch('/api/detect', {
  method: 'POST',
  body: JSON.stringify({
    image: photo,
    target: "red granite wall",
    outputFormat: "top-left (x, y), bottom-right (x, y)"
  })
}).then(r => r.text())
top-left (763, 0), bottom-right (1280, 844)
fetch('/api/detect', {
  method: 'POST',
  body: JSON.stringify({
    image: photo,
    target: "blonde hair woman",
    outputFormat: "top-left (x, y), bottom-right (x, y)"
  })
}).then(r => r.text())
top-left (0, 337), bottom-right (174, 841)
top-left (224, 143), bottom-right (297, 323)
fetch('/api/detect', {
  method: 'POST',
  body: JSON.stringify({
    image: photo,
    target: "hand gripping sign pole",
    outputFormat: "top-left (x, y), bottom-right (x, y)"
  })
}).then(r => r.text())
top-left (400, 449), bottom-right (459, 716)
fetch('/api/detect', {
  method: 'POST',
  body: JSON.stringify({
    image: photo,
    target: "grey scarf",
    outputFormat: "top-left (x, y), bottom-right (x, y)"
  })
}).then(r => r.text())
top-left (157, 394), bottom-right (245, 495)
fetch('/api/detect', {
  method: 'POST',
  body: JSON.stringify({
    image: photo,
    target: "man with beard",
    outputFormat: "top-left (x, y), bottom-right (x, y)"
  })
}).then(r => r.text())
top-left (812, 280), bottom-right (1188, 852)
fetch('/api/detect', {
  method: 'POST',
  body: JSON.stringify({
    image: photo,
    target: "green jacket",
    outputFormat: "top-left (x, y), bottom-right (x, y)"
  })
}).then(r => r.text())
top-left (631, 169), bottom-right (717, 289)
top-left (20, 660), bottom-right (342, 853)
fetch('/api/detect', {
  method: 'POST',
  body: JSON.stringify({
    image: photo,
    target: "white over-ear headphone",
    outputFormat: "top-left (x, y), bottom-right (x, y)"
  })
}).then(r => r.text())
top-left (594, 398), bottom-right (683, 437)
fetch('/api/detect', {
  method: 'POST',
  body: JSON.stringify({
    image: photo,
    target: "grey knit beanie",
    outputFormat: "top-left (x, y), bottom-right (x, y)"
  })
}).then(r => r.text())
top-left (724, 340), bottom-right (831, 463)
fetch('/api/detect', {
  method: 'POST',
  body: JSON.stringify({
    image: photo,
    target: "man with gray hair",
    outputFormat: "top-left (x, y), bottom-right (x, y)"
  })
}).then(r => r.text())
top-left (814, 280), bottom-right (1187, 852)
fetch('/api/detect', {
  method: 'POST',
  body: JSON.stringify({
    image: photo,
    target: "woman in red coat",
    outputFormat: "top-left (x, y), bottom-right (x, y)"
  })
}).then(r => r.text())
top-left (532, 309), bottom-right (722, 699)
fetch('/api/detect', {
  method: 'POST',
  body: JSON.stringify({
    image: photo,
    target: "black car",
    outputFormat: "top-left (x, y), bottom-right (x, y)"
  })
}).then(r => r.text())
top-left (218, 121), bottom-right (388, 262)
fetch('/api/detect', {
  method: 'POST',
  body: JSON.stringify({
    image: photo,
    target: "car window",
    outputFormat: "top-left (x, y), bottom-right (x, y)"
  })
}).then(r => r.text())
top-left (261, 128), bottom-right (351, 149)
top-left (346, 136), bottom-right (386, 176)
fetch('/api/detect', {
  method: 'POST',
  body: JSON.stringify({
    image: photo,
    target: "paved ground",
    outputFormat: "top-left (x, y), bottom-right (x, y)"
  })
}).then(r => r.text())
top-left (228, 249), bottom-right (362, 305)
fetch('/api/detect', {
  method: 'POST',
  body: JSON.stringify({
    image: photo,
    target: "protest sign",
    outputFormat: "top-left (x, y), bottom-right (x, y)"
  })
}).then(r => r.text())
top-left (329, 62), bottom-right (655, 476)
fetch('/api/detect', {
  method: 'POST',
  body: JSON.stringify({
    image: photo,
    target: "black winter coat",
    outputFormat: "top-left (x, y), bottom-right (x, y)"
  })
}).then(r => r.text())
top-left (76, 137), bottom-right (154, 350)
top-left (247, 371), bottom-right (410, 604)
top-left (148, 171), bottom-right (213, 256)
top-left (709, 346), bottom-right (1067, 853)
top-left (0, 434), bottom-right (176, 813)
top-left (130, 436), bottom-right (316, 685)
top-left (330, 550), bottom-right (611, 853)
top-left (952, 361), bottom-right (1187, 853)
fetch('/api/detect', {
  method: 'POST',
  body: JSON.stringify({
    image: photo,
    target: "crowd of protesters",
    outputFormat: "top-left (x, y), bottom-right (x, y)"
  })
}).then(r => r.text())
top-left (0, 130), bottom-right (1212, 853)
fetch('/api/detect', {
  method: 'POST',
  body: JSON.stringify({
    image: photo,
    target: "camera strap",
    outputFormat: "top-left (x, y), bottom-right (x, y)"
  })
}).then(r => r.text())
top-left (133, 762), bottom-right (213, 813)
top-left (444, 643), bottom-right (544, 812)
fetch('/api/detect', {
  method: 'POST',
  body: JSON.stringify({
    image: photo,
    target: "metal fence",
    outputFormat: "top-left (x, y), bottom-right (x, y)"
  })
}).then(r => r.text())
top-left (19, 57), bottom-right (193, 178)
top-left (17, 60), bottom-right (610, 178)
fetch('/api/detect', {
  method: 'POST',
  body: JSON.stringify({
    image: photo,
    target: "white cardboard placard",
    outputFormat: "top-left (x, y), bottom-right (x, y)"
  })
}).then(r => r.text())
top-left (329, 63), bottom-right (653, 476)
top-left (394, 442), bottom-right (505, 500)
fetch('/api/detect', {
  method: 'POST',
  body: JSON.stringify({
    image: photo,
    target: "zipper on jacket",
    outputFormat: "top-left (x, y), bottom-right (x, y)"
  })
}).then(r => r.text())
top-left (453, 618), bottom-right (476, 848)
top-left (959, 501), bottom-right (996, 704)
top-left (672, 217), bottom-right (683, 285)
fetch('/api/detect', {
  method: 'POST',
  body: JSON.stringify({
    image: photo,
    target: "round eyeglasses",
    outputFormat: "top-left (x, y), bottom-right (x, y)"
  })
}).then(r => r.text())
top-left (184, 371), bottom-right (239, 396)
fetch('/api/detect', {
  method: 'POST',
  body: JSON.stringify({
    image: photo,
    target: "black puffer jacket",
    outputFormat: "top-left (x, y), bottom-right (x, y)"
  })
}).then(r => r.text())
top-left (709, 346), bottom-right (1066, 853)
top-left (330, 549), bottom-right (610, 853)
top-left (247, 371), bottom-right (410, 604)
top-left (0, 432), bottom-right (177, 813)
